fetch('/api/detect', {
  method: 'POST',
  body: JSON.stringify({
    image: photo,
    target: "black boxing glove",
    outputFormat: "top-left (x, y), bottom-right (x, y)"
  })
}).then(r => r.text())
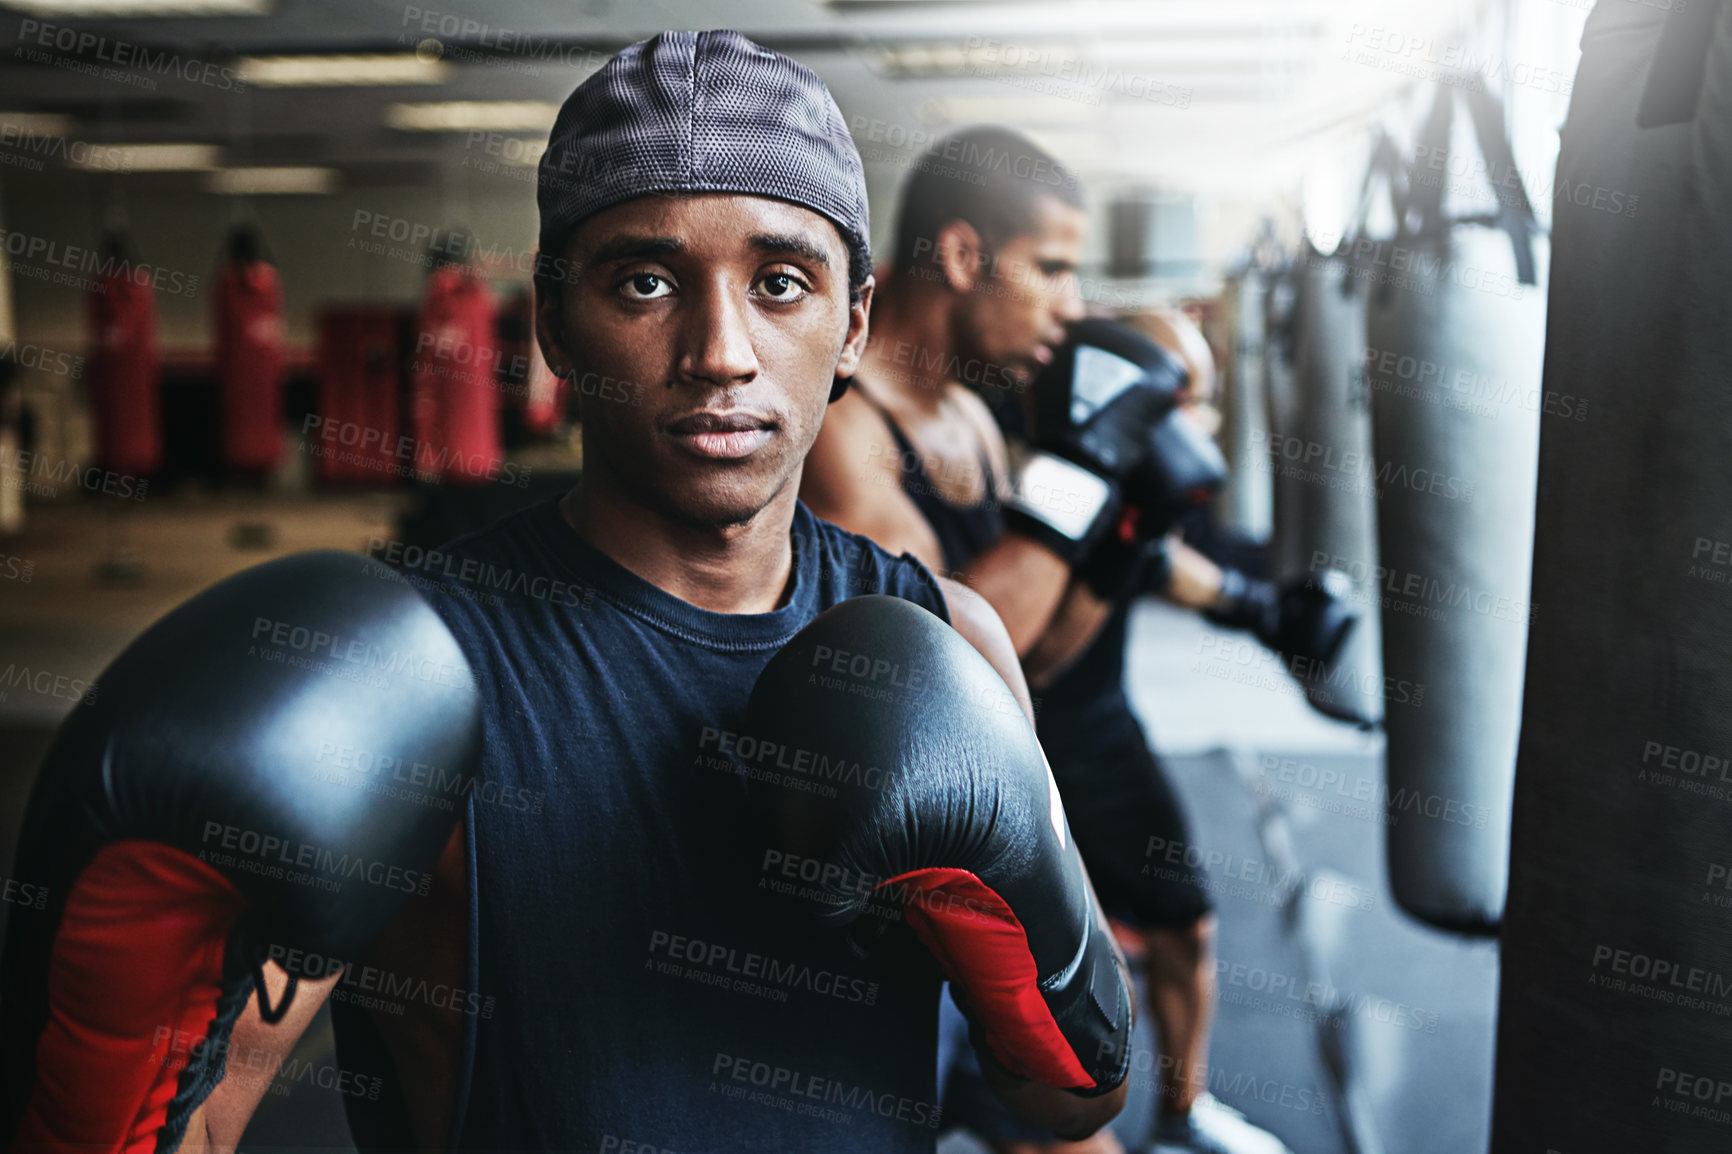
top-left (1205, 568), bottom-right (1359, 668)
top-left (1135, 408), bottom-right (1227, 539)
top-left (1073, 404), bottom-right (1225, 606)
top-left (1075, 516), bottom-right (1174, 604)
top-left (744, 596), bottom-right (1133, 1095)
top-left (0, 552), bottom-right (481, 1154)
top-left (1004, 319), bottom-right (1188, 563)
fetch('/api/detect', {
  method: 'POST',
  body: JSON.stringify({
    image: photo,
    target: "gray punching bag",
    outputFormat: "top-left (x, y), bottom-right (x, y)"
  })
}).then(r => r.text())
top-left (1263, 263), bottom-right (1305, 579)
top-left (1218, 270), bottom-right (1274, 543)
top-left (1273, 238), bottom-right (1385, 728)
top-left (1495, 2), bottom-right (1732, 1148)
top-left (1364, 84), bottom-right (1547, 933)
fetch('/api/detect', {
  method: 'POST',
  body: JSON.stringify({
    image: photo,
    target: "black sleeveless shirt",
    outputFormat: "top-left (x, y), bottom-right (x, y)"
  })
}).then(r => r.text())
top-left (331, 497), bottom-right (955, 1153)
top-left (861, 394), bottom-right (1005, 576)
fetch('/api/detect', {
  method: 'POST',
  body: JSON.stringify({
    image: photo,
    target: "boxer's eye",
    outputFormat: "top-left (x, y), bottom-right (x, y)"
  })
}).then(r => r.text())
top-left (755, 270), bottom-right (810, 303)
top-left (618, 272), bottom-right (674, 301)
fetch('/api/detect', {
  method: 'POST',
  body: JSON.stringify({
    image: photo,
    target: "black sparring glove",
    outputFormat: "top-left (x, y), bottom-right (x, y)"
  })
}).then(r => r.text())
top-left (1205, 568), bottom-right (1360, 668)
top-left (1, 552), bottom-right (481, 1153)
top-left (1004, 319), bottom-right (1189, 563)
top-left (743, 596), bottom-right (1133, 1096)
top-left (1135, 407), bottom-right (1228, 539)
top-left (1074, 405), bottom-right (1227, 608)
top-left (1075, 405), bottom-right (1231, 606)
top-left (1076, 517), bottom-right (1174, 604)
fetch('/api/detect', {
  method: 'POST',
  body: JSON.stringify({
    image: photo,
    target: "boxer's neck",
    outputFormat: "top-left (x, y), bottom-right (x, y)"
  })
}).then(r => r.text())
top-left (858, 273), bottom-right (959, 415)
top-left (560, 474), bottom-right (798, 616)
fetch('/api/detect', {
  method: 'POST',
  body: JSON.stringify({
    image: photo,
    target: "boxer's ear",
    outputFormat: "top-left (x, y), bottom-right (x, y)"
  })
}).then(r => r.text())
top-left (934, 221), bottom-right (985, 294)
top-left (831, 274), bottom-right (875, 404)
top-left (533, 232), bottom-right (580, 378)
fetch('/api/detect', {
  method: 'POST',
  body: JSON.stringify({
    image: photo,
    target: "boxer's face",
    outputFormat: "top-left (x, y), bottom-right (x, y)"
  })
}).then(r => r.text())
top-left (540, 194), bottom-right (870, 529)
top-left (953, 195), bottom-right (1086, 389)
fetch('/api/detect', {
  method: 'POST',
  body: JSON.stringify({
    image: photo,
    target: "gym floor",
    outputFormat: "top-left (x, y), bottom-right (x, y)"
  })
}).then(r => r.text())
top-left (0, 494), bottom-right (1496, 1154)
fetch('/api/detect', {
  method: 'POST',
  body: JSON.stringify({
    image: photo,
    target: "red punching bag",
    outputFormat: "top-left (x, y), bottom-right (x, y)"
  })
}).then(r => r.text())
top-left (521, 339), bottom-right (564, 436)
top-left (313, 308), bottom-right (401, 485)
top-left (411, 264), bottom-right (500, 482)
top-left (87, 246), bottom-right (161, 478)
top-left (214, 259), bottom-right (285, 476)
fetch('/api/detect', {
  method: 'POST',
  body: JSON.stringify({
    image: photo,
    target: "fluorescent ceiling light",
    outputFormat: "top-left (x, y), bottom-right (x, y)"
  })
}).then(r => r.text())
top-left (207, 166), bottom-right (336, 195)
top-left (0, 112), bottom-right (75, 137)
top-left (834, 0), bottom-right (1337, 32)
top-left (239, 54), bottom-right (448, 88)
top-left (69, 142), bottom-right (219, 170)
top-left (385, 101), bottom-right (559, 132)
top-left (865, 37), bottom-right (1316, 79)
top-left (921, 95), bottom-right (1095, 125)
top-left (236, 53), bottom-right (444, 89)
top-left (0, 0), bottom-right (266, 13)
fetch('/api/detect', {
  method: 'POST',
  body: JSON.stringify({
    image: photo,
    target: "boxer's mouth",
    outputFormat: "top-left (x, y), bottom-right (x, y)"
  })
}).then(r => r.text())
top-left (664, 410), bottom-right (778, 460)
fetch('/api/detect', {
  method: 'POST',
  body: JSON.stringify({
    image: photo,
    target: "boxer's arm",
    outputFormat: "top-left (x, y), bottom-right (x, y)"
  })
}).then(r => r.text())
top-left (975, 1043), bottom-right (1129, 1142)
top-left (950, 390), bottom-right (1085, 658)
top-left (955, 536), bottom-right (1074, 658)
top-left (1022, 581), bottom-right (1117, 691)
top-left (803, 392), bottom-right (1073, 655)
top-left (188, 824), bottom-right (466, 1154)
top-left (1024, 534), bottom-right (1223, 687)
top-left (363, 824), bottom-right (468, 1154)
top-left (180, 968), bottom-right (340, 1153)
top-left (936, 575), bottom-right (1036, 727)
top-left (1164, 537), bottom-right (1226, 610)
top-left (936, 576), bottom-right (1131, 1138)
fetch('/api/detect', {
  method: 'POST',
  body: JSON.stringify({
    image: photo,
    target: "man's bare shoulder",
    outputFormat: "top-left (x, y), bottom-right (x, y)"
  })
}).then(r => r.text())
top-left (809, 385), bottom-right (901, 483)
top-left (803, 382), bottom-right (948, 568)
top-left (821, 384), bottom-right (895, 444)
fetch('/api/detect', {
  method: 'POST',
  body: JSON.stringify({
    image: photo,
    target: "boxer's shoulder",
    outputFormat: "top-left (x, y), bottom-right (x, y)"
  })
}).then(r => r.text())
top-left (390, 496), bottom-right (601, 627)
top-left (386, 496), bottom-right (954, 648)
top-left (796, 500), bottom-right (950, 622)
top-left (946, 380), bottom-right (1003, 443)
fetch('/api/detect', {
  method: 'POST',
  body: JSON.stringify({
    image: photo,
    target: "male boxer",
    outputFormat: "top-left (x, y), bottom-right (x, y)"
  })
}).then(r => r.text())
top-left (114, 32), bottom-right (1132, 1154)
top-left (802, 129), bottom-right (1318, 1154)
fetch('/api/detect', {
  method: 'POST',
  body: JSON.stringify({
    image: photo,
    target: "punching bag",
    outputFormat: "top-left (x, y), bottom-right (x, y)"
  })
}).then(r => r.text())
top-left (1262, 262), bottom-right (1304, 578)
top-left (1365, 84), bottom-right (1547, 933)
top-left (314, 308), bottom-right (401, 485)
top-left (1272, 239), bottom-right (1384, 727)
top-left (1216, 269), bottom-right (1274, 543)
top-left (214, 235), bottom-right (286, 477)
top-left (1495, 2), bottom-right (1732, 1148)
top-left (411, 263), bottom-right (500, 483)
top-left (87, 239), bottom-right (161, 478)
